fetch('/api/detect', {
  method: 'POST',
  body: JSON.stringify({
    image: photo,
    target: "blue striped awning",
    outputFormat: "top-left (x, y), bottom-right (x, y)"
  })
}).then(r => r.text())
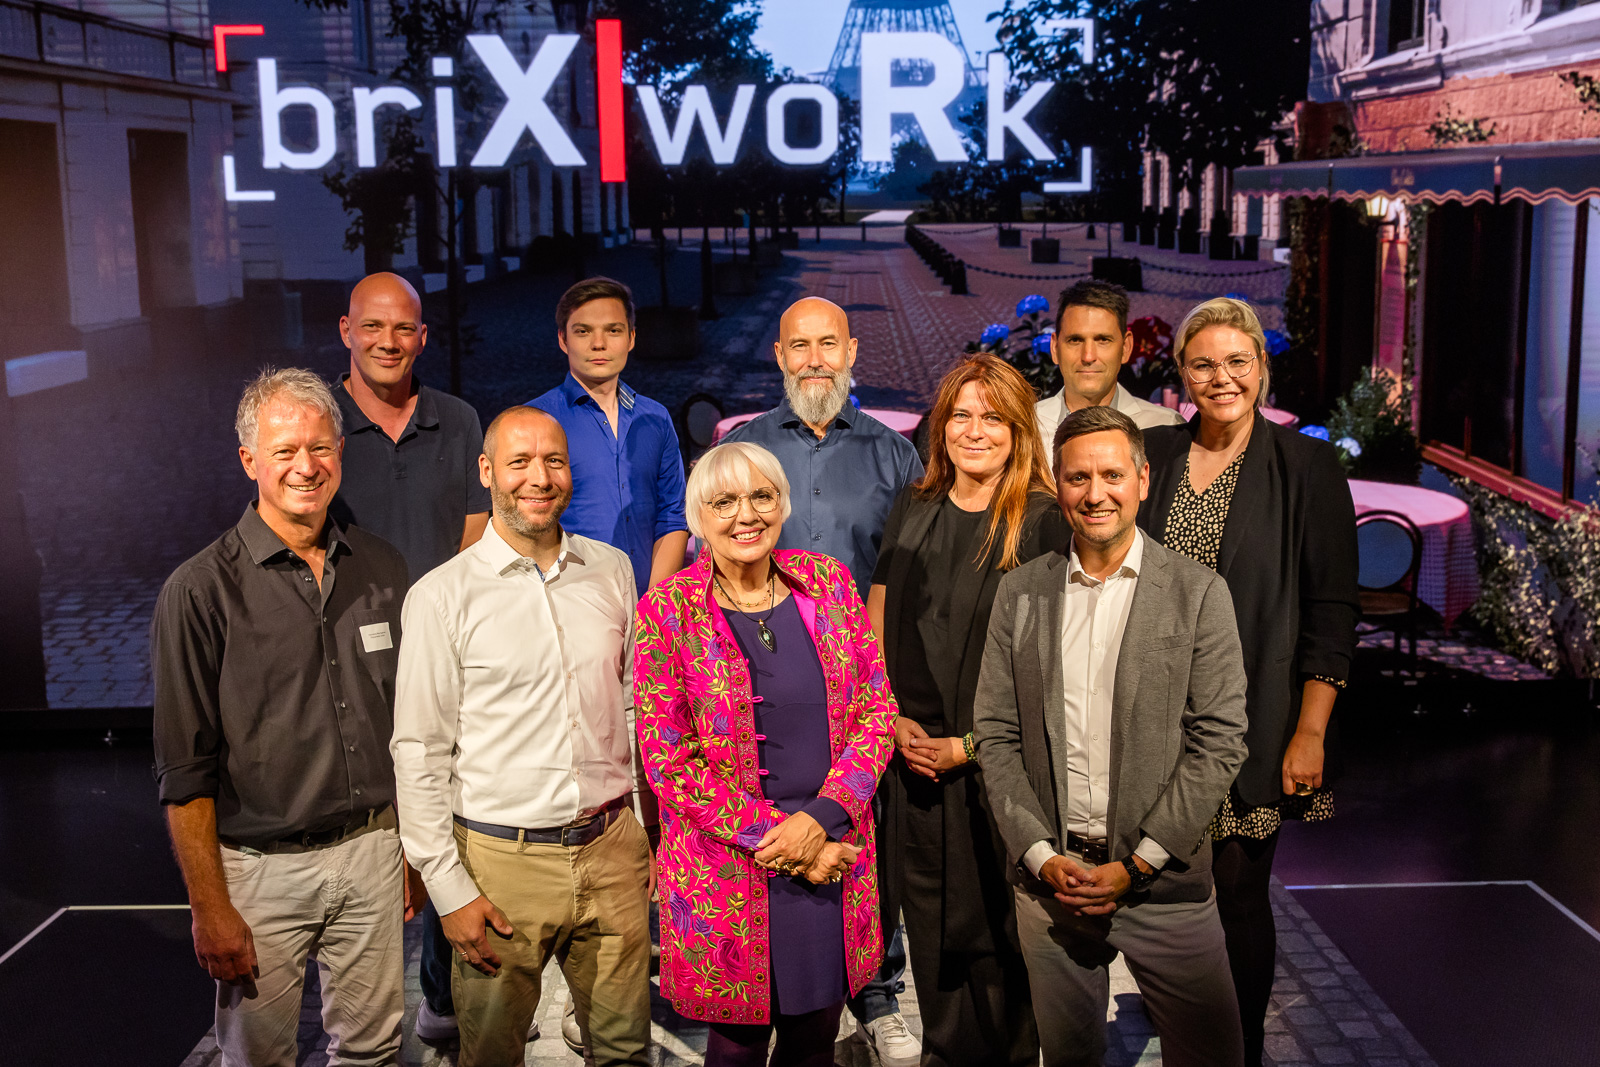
top-left (1233, 140), bottom-right (1600, 206)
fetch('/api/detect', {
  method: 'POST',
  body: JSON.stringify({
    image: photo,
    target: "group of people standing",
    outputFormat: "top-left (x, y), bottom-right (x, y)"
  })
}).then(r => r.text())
top-left (152, 269), bottom-right (1357, 1067)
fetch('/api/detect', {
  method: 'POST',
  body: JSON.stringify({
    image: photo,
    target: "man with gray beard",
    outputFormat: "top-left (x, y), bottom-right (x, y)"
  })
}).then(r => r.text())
top-left (721, 297), bottom-right (923, 600)
top-left (719, 296), bottom-right (923, 1066)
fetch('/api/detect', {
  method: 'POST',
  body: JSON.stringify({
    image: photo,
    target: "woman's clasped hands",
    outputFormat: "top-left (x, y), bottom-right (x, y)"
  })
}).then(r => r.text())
top-left (754, 811), bottom-right (861, 884)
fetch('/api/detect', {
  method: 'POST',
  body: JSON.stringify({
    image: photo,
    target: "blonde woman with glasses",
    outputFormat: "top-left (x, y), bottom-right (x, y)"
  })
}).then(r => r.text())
top-left (633, 441), bottom-right (896, 1067)
top-left (1136, 298), bottom-right (1359, 1067)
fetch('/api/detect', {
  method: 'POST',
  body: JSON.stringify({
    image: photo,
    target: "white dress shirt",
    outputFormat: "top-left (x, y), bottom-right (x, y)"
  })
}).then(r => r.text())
top-left (1023, 530), bottom-right (1172, 877)
top-left (1036, 384), bottom-right (1186, 473)
top-left (391, 519), bottom-right (644, 914)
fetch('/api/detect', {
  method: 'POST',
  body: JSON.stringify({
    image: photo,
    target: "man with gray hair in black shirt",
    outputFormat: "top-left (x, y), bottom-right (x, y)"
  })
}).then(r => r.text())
top-left (152, 367), bottom-right (413, 1066)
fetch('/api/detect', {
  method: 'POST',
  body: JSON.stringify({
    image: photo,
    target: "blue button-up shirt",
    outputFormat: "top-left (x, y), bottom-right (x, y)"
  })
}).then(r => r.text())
top-left (721, 399), bottom-right (924, 597)
top-left (529, 374), bottom-right (688, 594)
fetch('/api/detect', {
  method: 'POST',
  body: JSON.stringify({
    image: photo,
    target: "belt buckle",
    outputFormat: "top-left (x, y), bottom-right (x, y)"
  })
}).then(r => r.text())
top-left (560, 819), bottom-right (590, 847)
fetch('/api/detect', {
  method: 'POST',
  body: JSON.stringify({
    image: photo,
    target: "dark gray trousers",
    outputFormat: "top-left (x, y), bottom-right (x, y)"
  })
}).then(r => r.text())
top-left (1012, 885), bottom-right (1244, 1067)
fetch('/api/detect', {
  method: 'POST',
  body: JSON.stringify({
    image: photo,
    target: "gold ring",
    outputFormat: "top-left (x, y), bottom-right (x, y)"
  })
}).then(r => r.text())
top-left (1294, 781), bottom-right (1314, 796)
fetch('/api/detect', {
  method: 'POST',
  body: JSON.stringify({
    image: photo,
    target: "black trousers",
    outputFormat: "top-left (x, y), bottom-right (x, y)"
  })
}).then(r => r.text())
top-left (901, 795), bottom-right (1038, 1067)
top-left (1212, 832), bottom-right (1281, 1067)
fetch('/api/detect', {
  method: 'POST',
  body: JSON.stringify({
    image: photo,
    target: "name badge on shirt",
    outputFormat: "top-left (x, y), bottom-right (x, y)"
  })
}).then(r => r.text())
top-left (359, 621), bottom-right (393, 653)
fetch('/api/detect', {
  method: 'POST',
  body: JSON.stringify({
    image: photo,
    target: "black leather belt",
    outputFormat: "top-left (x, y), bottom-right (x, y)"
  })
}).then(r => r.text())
top-left (224, 806), bottom-right (389, 853)
top-left (455, 795), bottom-right (628, 847)
top-left (1065, 831), bottom-right (1109, 866)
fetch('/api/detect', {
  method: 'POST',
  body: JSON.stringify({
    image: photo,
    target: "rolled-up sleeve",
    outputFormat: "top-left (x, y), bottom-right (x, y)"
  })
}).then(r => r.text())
top-left (654, 420), bottom-right (688, 540)
top-left (151, 579), bottom-right (225, 806)
top-left (390, 585), bottom-right (481, 915)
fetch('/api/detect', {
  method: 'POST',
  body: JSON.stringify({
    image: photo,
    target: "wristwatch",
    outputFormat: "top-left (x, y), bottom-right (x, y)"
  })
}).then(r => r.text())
top-left (1120, 855), bottom-right (1159, 893)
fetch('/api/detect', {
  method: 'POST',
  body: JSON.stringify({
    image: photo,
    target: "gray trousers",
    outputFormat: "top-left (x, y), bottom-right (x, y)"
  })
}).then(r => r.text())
top-left (1013, 883), bottom-right (1244, 1067)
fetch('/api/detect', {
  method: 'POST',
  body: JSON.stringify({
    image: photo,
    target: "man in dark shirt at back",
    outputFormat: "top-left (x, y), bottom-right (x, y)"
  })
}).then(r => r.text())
top-left (331, 271), bottom-right (491, 579)
top-left (329, 271), bottom-right (492, 1042)
top-left (152, 368), bottom-right (415, 1066)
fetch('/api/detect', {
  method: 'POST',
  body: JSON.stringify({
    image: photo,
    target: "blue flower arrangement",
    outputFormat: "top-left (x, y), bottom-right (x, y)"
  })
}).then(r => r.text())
top-left (1299, 424), bottom-right (1331, 441)
top-left (1263, 328), bottom-right (1292, 356)
top-left (967, 295), bottom-right (1058, 397)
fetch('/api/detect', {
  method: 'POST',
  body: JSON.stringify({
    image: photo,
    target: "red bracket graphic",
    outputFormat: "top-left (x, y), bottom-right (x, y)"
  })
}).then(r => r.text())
top-left (213, 24), bottom-right (265, 72)
top-left (596, 19), bottom-right (625, 183)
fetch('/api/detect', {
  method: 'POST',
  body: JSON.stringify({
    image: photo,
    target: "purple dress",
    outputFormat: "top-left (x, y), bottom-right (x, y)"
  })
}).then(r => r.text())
top-left (724, 595), bottom-right (849, 1016)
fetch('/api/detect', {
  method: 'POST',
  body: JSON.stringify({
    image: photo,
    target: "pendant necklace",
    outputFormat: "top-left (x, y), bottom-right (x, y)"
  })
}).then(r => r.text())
top-left (715, 571), bottom-right (777, 652)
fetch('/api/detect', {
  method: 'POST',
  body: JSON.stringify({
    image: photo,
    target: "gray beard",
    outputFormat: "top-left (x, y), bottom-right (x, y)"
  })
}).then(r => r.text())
top-left (783, 368), bottom-right (852, 428)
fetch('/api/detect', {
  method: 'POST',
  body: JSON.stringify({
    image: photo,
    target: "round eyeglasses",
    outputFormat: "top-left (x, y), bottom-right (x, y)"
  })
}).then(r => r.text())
top-left (1184, 353), bottom-right (1259, 384)
top-left (705, 488), bottom-right (782, 519)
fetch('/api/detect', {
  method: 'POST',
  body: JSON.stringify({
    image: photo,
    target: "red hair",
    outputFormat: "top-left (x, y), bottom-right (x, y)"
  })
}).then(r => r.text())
top-left (916, 354), bottom-right (1055, 570)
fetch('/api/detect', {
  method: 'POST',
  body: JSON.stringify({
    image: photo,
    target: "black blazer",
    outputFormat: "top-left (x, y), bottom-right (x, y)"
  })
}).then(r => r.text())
top-left (874, 488), bottom-right (1069, 955)
top-left (1138, 414), bottom-right (1359, 807)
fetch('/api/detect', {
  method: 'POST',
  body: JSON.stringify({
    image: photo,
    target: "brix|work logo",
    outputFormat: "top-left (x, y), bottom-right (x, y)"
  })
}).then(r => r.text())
top-left (214, 19), bottom-right (1093, 203)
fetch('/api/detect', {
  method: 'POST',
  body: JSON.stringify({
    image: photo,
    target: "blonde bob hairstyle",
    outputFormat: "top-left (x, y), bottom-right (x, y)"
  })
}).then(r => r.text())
top-left (684, 441), bottom-right (794, 540)
top-left (1173, 297), bottom-right (1271, 408)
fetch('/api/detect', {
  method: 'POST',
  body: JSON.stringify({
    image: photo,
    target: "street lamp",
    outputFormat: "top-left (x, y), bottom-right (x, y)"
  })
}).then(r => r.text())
top-left (1366, 195), bottom-right (1392, 219)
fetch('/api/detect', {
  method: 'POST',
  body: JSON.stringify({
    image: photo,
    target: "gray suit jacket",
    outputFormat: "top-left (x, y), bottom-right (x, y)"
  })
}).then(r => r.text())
top-left (973, 530), bottom-right (1248, 905)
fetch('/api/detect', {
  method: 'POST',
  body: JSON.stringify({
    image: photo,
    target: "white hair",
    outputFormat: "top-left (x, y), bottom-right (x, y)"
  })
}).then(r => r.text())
top-left (236, 367), bottom-right (343, 449)
top-left (685, 441), bottom-right (793, 540)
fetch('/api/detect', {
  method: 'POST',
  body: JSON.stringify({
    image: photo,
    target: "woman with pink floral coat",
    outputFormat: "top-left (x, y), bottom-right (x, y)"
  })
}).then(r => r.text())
top-left (634, 442), bottom-right (896, 1067)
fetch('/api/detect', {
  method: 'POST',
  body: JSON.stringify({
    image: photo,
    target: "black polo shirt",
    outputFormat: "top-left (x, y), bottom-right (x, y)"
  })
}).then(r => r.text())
top-left (331, 375), bottom-right (491, 582)
top-left (151, 505), bottom-right (409, 847)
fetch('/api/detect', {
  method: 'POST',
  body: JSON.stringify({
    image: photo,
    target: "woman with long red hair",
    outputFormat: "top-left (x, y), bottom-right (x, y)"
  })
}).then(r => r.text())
top-left (866, 353), bottom-right (1069, 1066)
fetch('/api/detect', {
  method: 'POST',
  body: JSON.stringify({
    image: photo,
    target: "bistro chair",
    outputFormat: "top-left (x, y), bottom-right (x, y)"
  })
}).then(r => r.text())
top-left (1356, 508), bottom-right (1424, 671)
top-left (677, 392), bottom-right (724, 462)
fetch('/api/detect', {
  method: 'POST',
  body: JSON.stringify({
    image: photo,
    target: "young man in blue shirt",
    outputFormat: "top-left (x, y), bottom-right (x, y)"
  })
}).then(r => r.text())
top-left (530, 277), bottom-right (689, 596)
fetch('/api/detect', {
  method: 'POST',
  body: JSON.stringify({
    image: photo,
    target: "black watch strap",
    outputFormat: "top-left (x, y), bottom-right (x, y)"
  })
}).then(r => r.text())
top-left (1120, 854), bottom-right (1159, 892)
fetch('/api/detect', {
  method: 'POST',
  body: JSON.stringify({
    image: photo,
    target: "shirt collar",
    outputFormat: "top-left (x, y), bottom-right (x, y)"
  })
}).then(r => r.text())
top-left (775, 396), bottom-right (855, 432)
top-left (336, 374), bottom-right (439, 432)
top-left (475, 516), bottom-right (583, 580)
top-left (236, 503), bottom-right (348, 566)
top-left (1067, 527), bottom-right (1144, 587)
top-left (559, 373), bottom-right (636, 411)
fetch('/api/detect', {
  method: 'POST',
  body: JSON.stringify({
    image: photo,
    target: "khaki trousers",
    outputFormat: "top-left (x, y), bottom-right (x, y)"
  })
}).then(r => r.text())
top-left (216, 809), bottom-right (405, 1067)
top-left (452, 809), bottom-right (652, 1067)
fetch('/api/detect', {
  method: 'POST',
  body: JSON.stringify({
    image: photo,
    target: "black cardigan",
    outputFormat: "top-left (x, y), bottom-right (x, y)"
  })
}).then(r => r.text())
top-left (1137, 414), bottom-right (1360, 807)
top-left (874, 488), bottom-right (1070, 956)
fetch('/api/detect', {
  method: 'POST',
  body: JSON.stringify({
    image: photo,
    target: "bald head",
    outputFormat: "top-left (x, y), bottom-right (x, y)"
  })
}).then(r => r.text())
top-left (342, 272), bottom-right (426, 395)
top-left (775, 296), bottom-right (858, 434)
top-left (778, 297), bottom-right (850, 345)
top-left (482, 405), bottom-right (565, 463)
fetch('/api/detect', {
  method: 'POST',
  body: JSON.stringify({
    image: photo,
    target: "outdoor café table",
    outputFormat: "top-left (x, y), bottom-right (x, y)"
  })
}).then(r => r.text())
top-left (1349, 479), bottom-right (1480, 629)
top-left (711, 407), bottom-right (923, 444)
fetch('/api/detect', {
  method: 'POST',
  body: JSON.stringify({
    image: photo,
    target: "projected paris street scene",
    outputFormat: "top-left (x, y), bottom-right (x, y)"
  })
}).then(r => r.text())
top-left (0, 2), bottom-right (1597, 1067)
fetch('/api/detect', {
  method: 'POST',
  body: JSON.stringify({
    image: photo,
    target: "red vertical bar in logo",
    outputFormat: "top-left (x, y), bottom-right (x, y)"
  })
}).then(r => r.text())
top-left (596, 19), bottom-right (625, 183)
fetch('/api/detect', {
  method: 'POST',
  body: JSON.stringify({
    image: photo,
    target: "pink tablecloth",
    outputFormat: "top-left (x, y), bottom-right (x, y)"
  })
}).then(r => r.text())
top-left (712, 407), bottom-right (923, 443)
top-left (1177, 402), bottom-right (1300, 429)
top-left (1350, 479), bottom-right (1479, 628)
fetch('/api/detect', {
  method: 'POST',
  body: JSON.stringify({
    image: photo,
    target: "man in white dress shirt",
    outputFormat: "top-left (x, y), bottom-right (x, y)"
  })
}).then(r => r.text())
top-left (974, 405), bottom-right (1248, 1067)
top-left (391, 405), bottom-right (653, 1067)
top-left (1035, 281), bottom-right (1184, 472)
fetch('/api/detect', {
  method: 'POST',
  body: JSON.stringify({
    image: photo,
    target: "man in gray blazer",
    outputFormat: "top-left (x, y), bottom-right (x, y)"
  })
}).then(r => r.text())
top-left (974, 404), bottom-right (1248, 1067)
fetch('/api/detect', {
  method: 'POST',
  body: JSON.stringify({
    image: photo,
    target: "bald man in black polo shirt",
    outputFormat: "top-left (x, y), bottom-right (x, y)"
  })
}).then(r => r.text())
top-left (153, 368), bottom-right (413, 1066)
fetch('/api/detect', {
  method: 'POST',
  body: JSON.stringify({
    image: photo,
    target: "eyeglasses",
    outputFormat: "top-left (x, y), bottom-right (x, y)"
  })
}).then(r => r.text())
top-left (1184, 353), bottom-right (1259, 383)
top-left (705, 488), bottom-right (782, 519)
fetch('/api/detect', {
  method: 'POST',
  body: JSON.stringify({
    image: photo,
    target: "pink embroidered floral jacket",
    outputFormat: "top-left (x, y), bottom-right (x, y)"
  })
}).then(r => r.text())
top-left (634, 548), bottom-right (896, 1025)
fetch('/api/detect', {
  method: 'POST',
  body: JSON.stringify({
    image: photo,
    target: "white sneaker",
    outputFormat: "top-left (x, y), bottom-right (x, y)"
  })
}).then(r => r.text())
top-left (862, 1012), bottom-right (920, 1067)
top-left (414, 999), bottom-right (459, 1042)
top-left (561, 995), bottom-right (584, 1054)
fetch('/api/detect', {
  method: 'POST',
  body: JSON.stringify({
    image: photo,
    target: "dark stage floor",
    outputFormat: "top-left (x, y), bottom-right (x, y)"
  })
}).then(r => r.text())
top-left (3, 668), bottom-right (1597, 1065)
